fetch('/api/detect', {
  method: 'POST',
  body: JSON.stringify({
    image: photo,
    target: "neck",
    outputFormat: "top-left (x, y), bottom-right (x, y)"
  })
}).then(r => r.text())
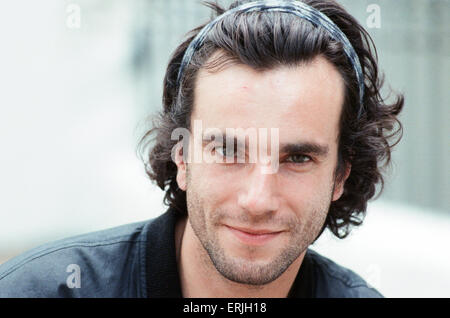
top-left (175, 216), bottom-right (305, 298)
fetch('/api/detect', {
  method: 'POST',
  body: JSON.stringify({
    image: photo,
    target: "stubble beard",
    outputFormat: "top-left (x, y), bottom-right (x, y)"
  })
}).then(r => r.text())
top-left (185, 169), bottom-right (334, 286)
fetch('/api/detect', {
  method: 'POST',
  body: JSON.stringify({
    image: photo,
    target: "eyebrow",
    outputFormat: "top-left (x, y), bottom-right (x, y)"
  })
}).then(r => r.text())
top-left (280, 142), bottom-right (329, 157)
top-left (202, 132), bottom-right (329, 157)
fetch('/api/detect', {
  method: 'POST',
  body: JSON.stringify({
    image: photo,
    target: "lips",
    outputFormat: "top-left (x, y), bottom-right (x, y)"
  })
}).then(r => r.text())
top-left (224, 225), bottom-right (283, 246)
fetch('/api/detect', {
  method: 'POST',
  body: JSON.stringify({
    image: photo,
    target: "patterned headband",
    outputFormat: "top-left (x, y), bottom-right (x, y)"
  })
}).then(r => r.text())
top-left (176, 0), bottom-right (365, 118)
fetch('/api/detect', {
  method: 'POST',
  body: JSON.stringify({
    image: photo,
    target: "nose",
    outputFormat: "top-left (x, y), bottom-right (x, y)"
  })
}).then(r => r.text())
top-left (237, 164), bottom-right (280, 216)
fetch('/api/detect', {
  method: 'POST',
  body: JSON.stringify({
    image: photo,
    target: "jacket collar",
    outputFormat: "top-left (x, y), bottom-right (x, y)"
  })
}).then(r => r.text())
top-left (145, 208), bottom-right (183, 297)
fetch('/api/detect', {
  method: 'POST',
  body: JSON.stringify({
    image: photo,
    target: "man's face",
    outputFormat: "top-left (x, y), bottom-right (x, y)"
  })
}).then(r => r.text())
top-left (176, 54), bottom-right (348, 285)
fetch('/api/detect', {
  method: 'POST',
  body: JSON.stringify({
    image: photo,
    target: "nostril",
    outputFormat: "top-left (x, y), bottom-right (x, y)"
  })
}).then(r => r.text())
top-left (237, 166), bottom-right (280, 213)
top-left (237, 191), bottom-right (279, 215)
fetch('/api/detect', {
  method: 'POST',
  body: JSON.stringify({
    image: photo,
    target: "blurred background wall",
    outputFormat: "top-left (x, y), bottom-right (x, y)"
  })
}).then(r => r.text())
top-left (0, 0), bottom-right (448, 297)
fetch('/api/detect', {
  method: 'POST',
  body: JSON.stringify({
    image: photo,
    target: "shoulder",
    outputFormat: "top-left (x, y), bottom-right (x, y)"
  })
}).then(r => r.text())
top-left (306, 249), bottom-right (383, 298)
top-left (0, 220), bottom-right (150, 298)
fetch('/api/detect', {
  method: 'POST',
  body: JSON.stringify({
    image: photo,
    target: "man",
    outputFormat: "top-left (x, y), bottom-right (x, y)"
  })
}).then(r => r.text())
top-left (0, 0), bottom-right (403, 297)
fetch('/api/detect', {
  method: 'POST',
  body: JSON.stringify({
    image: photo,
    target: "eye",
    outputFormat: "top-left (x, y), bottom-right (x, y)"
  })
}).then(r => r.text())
top-left (285, 154), bottom-right (312, 164)
top-left (214, 143), bottom-right (246, 164)
top-left (215, 146), bottom-right (227, 157)
top-left (215, 145), bottom-right (235, 160)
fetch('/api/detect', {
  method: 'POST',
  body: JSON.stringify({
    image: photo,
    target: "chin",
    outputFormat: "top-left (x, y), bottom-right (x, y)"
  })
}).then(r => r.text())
top-left (224, 244), bottom-right (280, 262)
top-left (214, 255), bottom-right (290, 286)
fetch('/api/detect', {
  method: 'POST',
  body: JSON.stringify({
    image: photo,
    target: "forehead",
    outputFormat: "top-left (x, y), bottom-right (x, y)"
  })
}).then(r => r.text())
top-left (192, 55), bottom-right (345, 145)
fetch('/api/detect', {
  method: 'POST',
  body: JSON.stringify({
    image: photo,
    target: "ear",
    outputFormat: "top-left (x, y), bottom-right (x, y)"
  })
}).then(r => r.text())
top-left (173, 141), bottom-right (187, 191)
top-left (332, 162), bottom-right (351, 201)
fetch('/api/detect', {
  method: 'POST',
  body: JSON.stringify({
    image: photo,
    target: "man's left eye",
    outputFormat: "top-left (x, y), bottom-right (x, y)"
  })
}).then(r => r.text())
top-left (285, 154), bottom-right (312, 164)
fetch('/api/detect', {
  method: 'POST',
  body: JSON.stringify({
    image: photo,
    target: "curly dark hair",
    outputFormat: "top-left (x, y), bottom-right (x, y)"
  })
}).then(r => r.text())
top-left (137, 0), bottom-right (404, 239)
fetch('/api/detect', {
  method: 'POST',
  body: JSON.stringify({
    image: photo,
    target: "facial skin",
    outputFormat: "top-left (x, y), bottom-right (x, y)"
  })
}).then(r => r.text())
top-left (174, 52), bottom-right (350, 297)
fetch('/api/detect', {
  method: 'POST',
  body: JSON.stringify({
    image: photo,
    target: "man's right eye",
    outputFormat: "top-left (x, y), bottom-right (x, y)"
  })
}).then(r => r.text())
top-left (215, 146), bottom-right (229, 157)
top-left (215, 145), bottom-right (237, 162)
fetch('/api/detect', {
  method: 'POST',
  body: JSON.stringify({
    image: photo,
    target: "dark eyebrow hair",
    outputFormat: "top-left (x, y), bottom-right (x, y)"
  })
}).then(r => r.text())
top-left (202, 130), bottom-right (329, 157)
top-left (280, 142), bottom-right (329, 157)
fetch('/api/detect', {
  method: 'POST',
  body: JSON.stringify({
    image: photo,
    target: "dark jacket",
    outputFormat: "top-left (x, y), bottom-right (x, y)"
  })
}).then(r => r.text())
top-left (0, 209), bottom-right (383, 298)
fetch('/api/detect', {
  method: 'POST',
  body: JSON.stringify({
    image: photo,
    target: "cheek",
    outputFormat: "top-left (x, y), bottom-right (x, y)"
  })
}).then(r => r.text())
top-left (282, 177), bottom-right (316, 209)
top-left (188, 163), bottom-right (237, 204)
top-left (189, 161), bottom-right (336, 213)
top-left (280, 169), bottom-right (335, 212)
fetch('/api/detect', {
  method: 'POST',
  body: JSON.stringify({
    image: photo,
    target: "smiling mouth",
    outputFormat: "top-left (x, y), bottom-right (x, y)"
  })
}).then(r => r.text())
top-left (224, 225), bottom-right (284, 246)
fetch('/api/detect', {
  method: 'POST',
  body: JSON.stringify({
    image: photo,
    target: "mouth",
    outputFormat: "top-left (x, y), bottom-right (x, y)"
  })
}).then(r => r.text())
top-left (224, 225), bottom-right (284, 246)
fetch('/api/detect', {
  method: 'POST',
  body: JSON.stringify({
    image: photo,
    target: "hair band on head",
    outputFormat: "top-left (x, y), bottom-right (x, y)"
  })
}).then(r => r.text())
top-left (176, 0), bottom-right (365, 118)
